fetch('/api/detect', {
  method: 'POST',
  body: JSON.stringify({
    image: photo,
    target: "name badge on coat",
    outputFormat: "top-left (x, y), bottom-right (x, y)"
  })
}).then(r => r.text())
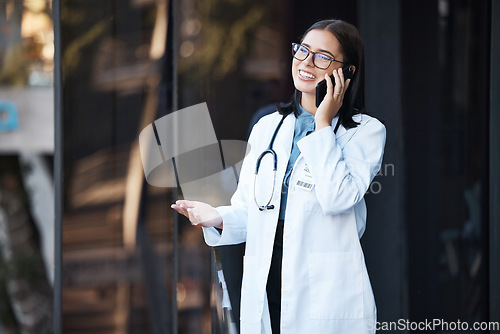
top-left (296, 163), bottom-right (314, 191)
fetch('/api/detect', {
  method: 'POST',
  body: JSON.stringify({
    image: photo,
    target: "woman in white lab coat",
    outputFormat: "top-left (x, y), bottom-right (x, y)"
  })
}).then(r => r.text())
top-left (172, 19), bottom-right (386, 334)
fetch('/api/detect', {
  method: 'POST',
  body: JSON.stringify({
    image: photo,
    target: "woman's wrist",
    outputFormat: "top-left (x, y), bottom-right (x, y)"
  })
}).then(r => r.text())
top-left (315, 120), bottom-right (332, 130)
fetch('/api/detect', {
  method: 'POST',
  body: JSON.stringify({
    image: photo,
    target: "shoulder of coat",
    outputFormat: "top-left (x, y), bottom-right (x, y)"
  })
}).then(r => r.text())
top-left (258, 110), bottom-right (281, 123)
top-left (353, 113), bottom-right (385, 130)
top-left (253, 110), bottom-right (282, 130)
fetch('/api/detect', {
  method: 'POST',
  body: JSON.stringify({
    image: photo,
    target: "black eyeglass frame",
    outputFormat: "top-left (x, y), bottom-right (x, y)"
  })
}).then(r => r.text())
top-left (291, 43), bottom-right (344, 69)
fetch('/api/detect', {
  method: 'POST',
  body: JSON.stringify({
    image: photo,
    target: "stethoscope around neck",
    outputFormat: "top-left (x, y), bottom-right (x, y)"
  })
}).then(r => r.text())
top-left (253, 113), bottom-right (341, 211)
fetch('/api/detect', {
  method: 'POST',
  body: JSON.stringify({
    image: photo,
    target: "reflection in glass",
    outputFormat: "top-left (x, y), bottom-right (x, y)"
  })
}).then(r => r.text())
top-left (177, 0), bottom-right (289, 333)
top-left (0, 0), bottom-right (53, 87)
top-left (60, 1), bottom-right (177, 333)
top-left (0, 1), bottom-right (54, 332)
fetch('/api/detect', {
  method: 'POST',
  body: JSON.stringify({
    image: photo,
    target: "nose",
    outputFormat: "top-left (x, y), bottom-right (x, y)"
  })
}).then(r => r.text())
top-left (302, 53), bottom-right (314, 67)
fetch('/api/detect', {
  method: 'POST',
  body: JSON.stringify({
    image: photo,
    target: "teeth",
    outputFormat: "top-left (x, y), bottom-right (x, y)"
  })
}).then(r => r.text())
top-left (299, 70), bottom-right (315, 79)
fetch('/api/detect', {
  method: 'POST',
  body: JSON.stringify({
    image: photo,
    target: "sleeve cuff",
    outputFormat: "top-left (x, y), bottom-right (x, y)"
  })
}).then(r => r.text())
top-left (298, 125), bottom-right (336, 151)
top-left (201, 206), bottom-right (247, 246)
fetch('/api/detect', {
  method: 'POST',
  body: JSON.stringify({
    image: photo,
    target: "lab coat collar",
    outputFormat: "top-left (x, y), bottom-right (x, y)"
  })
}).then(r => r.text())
top-left (274, 113), bottom-right (295, 167)
top-left (272, 110), bottom-right (364, 147)
top-left (296, 103), bottom-right (361, 139)
top-left (281, 111), bottom-right (296, 145)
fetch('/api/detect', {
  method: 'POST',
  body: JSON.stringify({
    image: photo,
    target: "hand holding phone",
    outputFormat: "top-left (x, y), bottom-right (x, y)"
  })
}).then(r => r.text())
top-left (315, 65), bottom-right (355, 107)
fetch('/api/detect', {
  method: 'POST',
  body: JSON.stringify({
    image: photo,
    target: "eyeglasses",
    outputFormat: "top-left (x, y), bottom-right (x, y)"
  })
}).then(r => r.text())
top-left (292, 43), bottom-right (344, 69)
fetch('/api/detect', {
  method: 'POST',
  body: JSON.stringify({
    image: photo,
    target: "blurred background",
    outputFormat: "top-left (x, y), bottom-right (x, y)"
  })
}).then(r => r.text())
top-left (0, 0), bottom-right (499, 333)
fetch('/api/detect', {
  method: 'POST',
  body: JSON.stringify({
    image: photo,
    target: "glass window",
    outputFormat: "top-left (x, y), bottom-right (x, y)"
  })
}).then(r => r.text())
top-left (59, 1), bottom-right (176, 332)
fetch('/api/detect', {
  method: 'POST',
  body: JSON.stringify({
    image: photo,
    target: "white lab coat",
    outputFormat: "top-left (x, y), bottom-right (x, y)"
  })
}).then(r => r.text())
top-left (203, 110), bottom-right (386, 334)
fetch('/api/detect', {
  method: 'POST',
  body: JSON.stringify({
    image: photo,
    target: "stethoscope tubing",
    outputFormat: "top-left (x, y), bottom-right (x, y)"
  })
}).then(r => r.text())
top-left (253, 115), bottom-right (286, 211)
top-left (253, 112), bottom-right (342, 211)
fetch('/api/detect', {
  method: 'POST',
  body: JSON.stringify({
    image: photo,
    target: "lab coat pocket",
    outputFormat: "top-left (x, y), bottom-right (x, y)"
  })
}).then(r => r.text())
top-left (308, 252), bottom-right (365, 319)
top-left (240, 255), bottom-right (261, 324)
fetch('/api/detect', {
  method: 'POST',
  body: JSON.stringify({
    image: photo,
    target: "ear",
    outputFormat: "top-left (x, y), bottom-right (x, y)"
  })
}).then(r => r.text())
top-left (350, 65), bottom-right (356, 75)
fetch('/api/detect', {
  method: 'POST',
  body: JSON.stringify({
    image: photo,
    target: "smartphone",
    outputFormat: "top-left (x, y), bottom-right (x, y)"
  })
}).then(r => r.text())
top-left (315, 65), bottom-right (355, 107)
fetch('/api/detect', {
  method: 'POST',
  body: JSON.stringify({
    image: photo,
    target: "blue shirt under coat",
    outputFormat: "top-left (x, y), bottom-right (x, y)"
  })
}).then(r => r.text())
top-left (278, 104), bottom-right (315, 220)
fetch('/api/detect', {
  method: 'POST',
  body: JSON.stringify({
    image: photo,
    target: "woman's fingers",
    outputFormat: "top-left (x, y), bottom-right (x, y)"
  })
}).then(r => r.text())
top-left (170, 203), bottom-right (188, 217)
top-left (325, 73), bottom-right (333, 96)
top-left (171, 200), bottom-right (193, 217)
top-left (338, 68), bottom-right (345, 93)
top-left (171, 200), bottom-right (223, 228)
top-left (315, 68), bottom-right (351, 129)
top-left (323, 68), bottom-right (349, 103)
top-left (331, 69), bottom-right (340, 96)
top-left (332, 68), bottom-right (345, 97)
top-left (175, 199), bottom-right (195, 208)
top-left (171, 202), bottom-right (198, 224)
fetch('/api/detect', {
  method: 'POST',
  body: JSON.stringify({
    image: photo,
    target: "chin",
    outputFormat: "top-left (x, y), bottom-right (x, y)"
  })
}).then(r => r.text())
top-left (295, 82), bottom-right (316, 95)
top-left (293, 77), bottom-right (316, 95)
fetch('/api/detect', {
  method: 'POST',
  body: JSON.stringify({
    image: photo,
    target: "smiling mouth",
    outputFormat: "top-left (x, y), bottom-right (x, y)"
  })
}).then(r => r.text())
top-left (298, 69), bottom-right (316, 80)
